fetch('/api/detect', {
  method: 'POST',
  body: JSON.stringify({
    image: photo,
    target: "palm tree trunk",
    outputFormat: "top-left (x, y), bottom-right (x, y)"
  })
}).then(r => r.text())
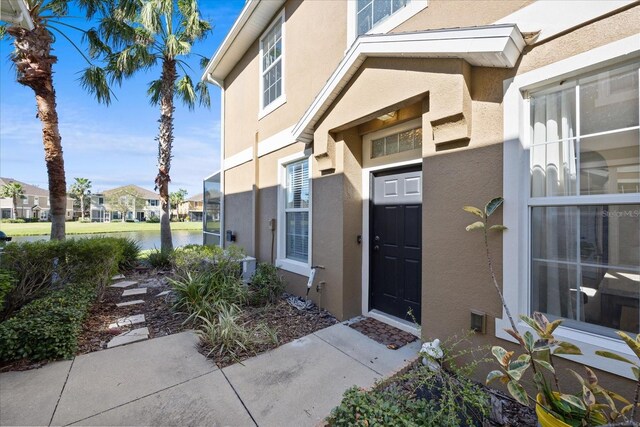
top-left (80, 195), bottom-right (85, 220)
top-left (8, 24), bottom-right (66, 240)
top-left (12, 196), bottom-right (18, 220)
top-left (155, 57), bottom-right (176, 253)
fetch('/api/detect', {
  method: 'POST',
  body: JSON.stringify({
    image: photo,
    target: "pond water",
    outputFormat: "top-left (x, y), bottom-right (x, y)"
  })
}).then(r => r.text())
top-left (9, 229), bottom-right (202, 250)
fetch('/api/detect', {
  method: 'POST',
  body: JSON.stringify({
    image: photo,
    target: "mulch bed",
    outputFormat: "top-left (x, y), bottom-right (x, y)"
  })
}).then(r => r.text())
top-left (200, 297), bottom-right (338, 368)
top-left (76, 271), bottom-right (189, 355)
top-left (348, 316), bottom-right (417, 349)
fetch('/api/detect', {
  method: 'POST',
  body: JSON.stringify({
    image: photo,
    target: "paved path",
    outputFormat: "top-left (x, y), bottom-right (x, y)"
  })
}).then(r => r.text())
top-left (0, 324), bottom-right (420, 427)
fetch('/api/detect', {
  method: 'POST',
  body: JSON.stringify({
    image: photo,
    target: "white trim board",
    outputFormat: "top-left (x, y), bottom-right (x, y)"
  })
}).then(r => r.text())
top-left (293, 24), bottom-right (525, 144)
top-left (257, 125), bottom-right (296, 158)
top-left (223, 148), bottom-right (252, 171)
top-left (501, 34), bottom-right (640, 379)
top-left (495, 1), bottom-right (636, 43)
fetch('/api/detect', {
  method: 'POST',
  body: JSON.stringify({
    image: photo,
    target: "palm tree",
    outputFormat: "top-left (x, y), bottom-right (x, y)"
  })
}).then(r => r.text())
top-left (0, 182), bottom-right (26, 220)
top-left (169, 188), bottom-right (187, 220)
top-left (1, 1), bottom-right (112, 240)
top-left (69, 177), bottom-right (92, 220)
top-left (100, 0), bottom-right (211, 252)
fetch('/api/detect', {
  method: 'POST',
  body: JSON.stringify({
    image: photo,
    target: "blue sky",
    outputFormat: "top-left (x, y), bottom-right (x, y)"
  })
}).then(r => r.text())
top-left (0, 0), bottom-right (246, 197)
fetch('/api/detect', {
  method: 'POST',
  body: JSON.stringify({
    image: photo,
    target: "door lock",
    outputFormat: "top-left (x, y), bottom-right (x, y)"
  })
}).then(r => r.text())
top-left (373, 245), bottom-right (380, 251)
top-left (374, 235), bottom-right (380, 242)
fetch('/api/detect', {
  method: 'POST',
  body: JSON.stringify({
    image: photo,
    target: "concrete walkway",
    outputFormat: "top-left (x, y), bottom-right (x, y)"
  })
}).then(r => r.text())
top-left (0, 323), bottom-right (420, 427)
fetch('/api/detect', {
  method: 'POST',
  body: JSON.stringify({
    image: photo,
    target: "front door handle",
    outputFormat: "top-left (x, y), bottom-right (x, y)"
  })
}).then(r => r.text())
top-left (373, 245), bottom-right (380, 251)
top-left (374, 236), bottom-right (380, 242)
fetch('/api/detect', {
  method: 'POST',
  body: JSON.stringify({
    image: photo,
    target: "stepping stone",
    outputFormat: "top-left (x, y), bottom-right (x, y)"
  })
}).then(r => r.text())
top-left (111, 274), bottom-right (126, 280)
top-left (122, 288), bottom-right (147, 297)
top-left (156, 290), bottom-right (170, 297)
top-left (110, 280), bottom-right (138, 289)
top-left (107, 327), bottom-right (149, 348)
top-left (108, 314), bottom-right (146, 329)
top-left (116, 299), bottom-right (145, 307)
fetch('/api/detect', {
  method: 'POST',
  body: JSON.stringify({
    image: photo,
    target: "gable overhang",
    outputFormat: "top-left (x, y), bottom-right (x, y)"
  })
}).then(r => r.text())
top-left (201, 0), bottom-right (286, 87)
top-left (292, 24), bottom-right (525, 144)
top-left (0, 0), bottom-right (34, 30)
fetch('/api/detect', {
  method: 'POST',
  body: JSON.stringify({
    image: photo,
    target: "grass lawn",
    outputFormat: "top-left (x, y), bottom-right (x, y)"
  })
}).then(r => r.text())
top-left (0, 220), bottom-right (202, 236)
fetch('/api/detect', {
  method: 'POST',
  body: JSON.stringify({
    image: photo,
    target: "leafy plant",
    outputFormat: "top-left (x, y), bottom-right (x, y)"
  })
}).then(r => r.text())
top-left (465, 197), bottom-right (640, 426)
top-left (0, 283), bottom-right (95, 362)
top-left (249, 263), bottom-right (285, 305)
top-left (0, 269), bottom-right (16, 314)
top-left (147, 249), bottom-right (173, 270)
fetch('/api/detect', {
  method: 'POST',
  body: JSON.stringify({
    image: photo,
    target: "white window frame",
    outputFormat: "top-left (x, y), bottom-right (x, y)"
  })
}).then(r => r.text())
top-left (276, 151), bottom-right (312, 277)
top-left (502, 34), bottom-right (640, 379)
top-left (346, 0), bottom-right (428, 49)
top-left (259, 10), bottom-right (286, 119)
top-left (362, 118), bottom-right (422, 168)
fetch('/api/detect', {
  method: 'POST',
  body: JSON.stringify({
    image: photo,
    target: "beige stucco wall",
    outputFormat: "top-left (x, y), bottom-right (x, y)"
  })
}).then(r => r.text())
top-left (223, 0), bottom-right (347, 158)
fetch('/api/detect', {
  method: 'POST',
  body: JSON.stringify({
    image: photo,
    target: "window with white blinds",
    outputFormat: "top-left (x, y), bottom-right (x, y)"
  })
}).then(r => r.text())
top-left (284, 159), bottom-right (309, 263)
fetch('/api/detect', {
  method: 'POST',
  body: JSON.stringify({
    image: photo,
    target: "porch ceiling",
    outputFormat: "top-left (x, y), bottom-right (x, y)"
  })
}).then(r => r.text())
top-left (292, 24), bottom-right (525, 144)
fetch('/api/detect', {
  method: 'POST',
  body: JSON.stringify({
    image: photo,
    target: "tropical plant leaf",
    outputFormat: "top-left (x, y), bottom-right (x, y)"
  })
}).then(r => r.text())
top-left (582, 385), bottom-right (596, 406)
top-left (535, 359), bottom-right (555, 373)
top-left (507, 381), bottom-right (529, 406)
top-left (485, 197), bottom-right (504, 217)
top-left (465, 221), bottom-right (485, 232)
top-left (176, 74), bottom-right (196, 109)
top-left (559, 394), bottom-right (586, 412)
top-left (545, 318), bottom-right (563, 335)
top-left (523, 331), bottom-right (535, 352)
top-left (520, 315), bottom-right (543, 335)
top-left (79, 66), bottom-right (112, 105)
top-left (489, 224), bottom-right (508, 232)
top-left (507, 361), bottom-right (529, 381)
top-left (633, 366), bottom-right (640, 380)
top-left (491, 346), bottom-right (513, 368)
top-left (486, 370), bottom-right (506, 384)
top-left (607, 390), bottom-right (631, 405)
top-left (621, 403), bottom-right (640, 415)
top-left (617, 331), bottom-right (640, 360)
top-left (553, 341), bottom-right (582, 356)
top-left (505, 328), bottom-right (525, 346)
top-left (463, 206), bottom-right (484, 219)
top-left (583, 366), bottom-right (598, 387)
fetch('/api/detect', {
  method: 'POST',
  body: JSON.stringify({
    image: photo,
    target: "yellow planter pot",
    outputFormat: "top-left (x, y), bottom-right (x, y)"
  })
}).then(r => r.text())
top-left (536, 394), bottom-right (572, 427)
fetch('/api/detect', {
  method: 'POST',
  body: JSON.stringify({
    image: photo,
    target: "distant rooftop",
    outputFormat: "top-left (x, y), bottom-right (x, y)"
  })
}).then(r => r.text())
top-left (0, 177), bottom-right (49, 197)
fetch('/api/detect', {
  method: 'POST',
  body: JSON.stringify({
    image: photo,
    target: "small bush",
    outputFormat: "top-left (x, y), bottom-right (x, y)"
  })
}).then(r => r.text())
top-left (249, 263), bottom-right (285, 305)
top-left (146, 215), bottom-right (160, 223)
top-left (147, 249), bottom-right (173, 269)
top-left (2, 219), bottom-right (26, 223)
top-left (0, 269), bottom-right (15, 313)
top-left (78, 218), bottom-right (91, 223)
top-left (110, 237), bottom-right (140, 271)
top-left (0, 283), bottom-right (95, 362)
top-left (197, 301), bottom-right (277, 362)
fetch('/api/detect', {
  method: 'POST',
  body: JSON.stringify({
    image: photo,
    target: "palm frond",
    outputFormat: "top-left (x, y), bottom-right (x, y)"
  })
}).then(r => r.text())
top-left (48, 25), bottom-right (93, 65)
top-left (147, 79), bottom-right (163, 105)
top-left (42, 0), bottom-right (70, 16)
top-left (197, 55), bottom-right (210, 70)
top-left (165, 33), bottom-right (190, 58)
top-left (195, 81), bottom-right (210, 108)
top-left (83, 28), bottom-right (112, 59)
top-left (116, 0), bottom-right (139, 21)
top-left (75, 0), bottom-right (112, 18)
top-left (107, 44), bottom-right (157, 84)
top-left (79, 66), bottom-right (113, 105)
top-left (175, 74), bottom-right (196, 110)
top-left (140, 0), bottom-right (162, 34)
top-left (0, 25), bottom-right (7, 41)
top-left (99, 16), bottom-right (138, 49)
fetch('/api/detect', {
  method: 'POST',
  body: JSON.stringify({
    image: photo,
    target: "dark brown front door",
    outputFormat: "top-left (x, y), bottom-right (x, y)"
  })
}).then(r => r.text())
top-left (370, 168), bottom-right (422, 323)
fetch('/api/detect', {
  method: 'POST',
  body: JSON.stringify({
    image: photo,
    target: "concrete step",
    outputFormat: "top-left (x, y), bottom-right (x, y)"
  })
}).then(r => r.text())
top-left (111, 274), bottom-right (126, 280)
top-left (108, 314), bottom-right (145, 330)
top-left (110, 280), bottom-right (138, 289)
top-left (107, 327), bottom-right (149, 348)
top-left (122, 288), bottom-right (147, 297)
top-left (116, 300), bottom-right (145, 307)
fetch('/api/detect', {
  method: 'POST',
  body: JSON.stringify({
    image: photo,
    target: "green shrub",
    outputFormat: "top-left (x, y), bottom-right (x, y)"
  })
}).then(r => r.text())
top-left (0, 283), bottom-right (95, 362)
top-left (0, 269), bottom-right (15, 313)
top-left (328, 386), bottom-right (432, 427)
top-left (172, 244), bottom-right (220, 276)
top-left (2, 219), bottom-right (25, 223)
top-left (108, 237), bottom-right (140, 271)
top-left (0, 238), bottom-right (125, 316)
top-left (249, 263), bottom-right (285, 305)
top-left (146, 215), bottom-right (160, 223)
top-left (147, 249), bottom-right (173, 269)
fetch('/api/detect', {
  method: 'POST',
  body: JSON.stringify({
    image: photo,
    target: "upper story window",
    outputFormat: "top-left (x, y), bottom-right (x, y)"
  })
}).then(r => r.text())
top-left (98, 197), bottom-right (104, 205)
top-left (149, 199), bottom-right (159, 207)
top-left (357, 0), bottom-right (410, 36)
top-left (528, 62), bottom-right (639, 338)
top-left (260, 12), bottom-right (285, 116)
top-left (34, 196), bottom-right (39, 205)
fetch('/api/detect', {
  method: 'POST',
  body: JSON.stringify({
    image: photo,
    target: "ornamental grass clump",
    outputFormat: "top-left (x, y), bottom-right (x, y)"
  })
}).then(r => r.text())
top-left (465, 197), bottom-right (640, 427)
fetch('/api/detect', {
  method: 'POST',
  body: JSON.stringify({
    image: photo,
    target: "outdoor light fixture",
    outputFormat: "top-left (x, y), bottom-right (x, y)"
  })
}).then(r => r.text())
top-left (377, 111), bottom-right (397, 121)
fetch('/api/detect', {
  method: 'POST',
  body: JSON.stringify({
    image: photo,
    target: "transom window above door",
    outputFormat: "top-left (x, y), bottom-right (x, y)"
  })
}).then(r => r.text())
top-left (363, 118), bottom-right (423, 168)
top-left (357, 0), bottom-right (410, 36)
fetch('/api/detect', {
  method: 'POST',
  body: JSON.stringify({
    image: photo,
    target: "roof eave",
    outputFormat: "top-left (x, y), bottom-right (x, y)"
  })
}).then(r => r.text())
top-left (292, 24), bottom-right (525, 144)
top-left (0, 0), bottom-right (34, 30)
top-left (201, 0), bottom-right (286, 86)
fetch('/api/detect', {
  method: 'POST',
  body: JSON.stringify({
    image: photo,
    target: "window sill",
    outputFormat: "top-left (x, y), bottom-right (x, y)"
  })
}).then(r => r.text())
top-left (495, 316), bottom-right (636, 379)
top-left (259, 95), bottom-right (286, 120)
top-left (275, 258), bottom-right (310, 277)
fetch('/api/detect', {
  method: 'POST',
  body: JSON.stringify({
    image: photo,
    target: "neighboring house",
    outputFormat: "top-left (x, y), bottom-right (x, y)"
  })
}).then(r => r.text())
top-left (0, 177), bottom-right (73, 220)
top-left (202, 0), bottom-right (640, 391)
top-left (90, 185), bottom-right (161, 222)
top-left (179, 193), bottom-right (204, 222)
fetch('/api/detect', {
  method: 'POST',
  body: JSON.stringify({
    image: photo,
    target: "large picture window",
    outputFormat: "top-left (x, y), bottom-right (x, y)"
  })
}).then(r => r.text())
top-left (529, 63), bottom-right (639, 337)
top-left (260, 13), bottom-right (284, 112)
top-left (357, 0), bottom-right (410, 36)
